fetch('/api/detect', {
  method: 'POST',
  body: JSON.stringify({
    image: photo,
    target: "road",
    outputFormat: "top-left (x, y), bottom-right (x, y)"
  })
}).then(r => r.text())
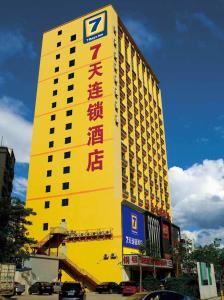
top-left (11, 292), bottom-right (124, 300)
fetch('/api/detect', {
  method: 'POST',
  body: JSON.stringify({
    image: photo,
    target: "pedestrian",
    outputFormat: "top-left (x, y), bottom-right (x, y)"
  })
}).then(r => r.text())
top-left (58, 269), bottom-right (62, 282)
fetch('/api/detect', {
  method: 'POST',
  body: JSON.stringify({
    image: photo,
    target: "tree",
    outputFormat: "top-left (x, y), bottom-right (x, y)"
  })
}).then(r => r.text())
top-left (190, 240), bottom-right (224, 287)
top-left (0, 197), bottom-right (36, 265)
top-left (171, 239), bottom-right (195, 277)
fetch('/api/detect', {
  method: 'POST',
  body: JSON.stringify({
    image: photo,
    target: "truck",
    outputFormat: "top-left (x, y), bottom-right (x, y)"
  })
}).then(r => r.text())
top-left (0, 264), bottom-right (16, 297)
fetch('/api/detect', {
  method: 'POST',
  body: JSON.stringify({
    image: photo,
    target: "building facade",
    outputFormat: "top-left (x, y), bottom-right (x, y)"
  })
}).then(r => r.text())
top-left (26, 5), bottom-right (174, 283)
top-left (0, 146), bottom-right (15, 201)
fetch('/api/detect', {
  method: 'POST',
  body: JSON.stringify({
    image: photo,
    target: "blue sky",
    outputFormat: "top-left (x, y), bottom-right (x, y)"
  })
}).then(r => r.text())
top-left (0, 0), bottom-right (224, 244)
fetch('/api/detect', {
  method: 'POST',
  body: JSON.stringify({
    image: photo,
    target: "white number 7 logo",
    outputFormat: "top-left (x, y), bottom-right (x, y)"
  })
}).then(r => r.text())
top-left (89, 16), bottom-right (102, 33)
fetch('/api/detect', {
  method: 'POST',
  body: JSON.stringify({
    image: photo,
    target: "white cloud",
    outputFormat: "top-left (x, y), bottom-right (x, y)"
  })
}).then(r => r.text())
top-left (13, 176), bottom-right (28, 198)
top-left (169, 159), bottom-right (224, 244)
top-left (0, 29), bottom-right (36, 64)
top-left (0, 96), bottom-right (32, 163)
top-left (124, 19), bottom-right (162, 54)
top-left (192, 12), bottom-right (224, 41)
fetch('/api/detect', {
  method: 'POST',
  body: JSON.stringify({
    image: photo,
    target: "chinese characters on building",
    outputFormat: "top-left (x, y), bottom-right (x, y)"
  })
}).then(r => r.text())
top-left (86, 43), bottom-right (104, 172)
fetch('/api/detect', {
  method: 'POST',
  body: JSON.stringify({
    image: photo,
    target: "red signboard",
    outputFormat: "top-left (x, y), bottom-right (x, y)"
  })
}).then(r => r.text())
top-left (123, 255), bottom-right (173, 269)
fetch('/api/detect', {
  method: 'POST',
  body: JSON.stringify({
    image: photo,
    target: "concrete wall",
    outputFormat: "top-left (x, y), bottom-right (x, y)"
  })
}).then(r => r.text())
top-left (24, 255), bottom-right (59, 283)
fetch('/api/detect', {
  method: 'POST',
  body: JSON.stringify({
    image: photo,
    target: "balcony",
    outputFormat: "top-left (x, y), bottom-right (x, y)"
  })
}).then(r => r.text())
top-left (122, 158), bottom-right (128, 168)
top-left (129, 136), bottom-right (134, 145)
top-left (130, 164), bottom-right (135, 173)
top-left (121, 129), bottom-right (127, 140)
top-left (123, 190), bottom-right (129, 200)
top-left (136, 143), bottom-right (140, 152)
top-left (135, 131), bottom-right (140, 139)
top-left (140, 114), bottom-right (144, 122)
top-left (127, 98), bottom-right (132, 108)
top-left (137, 170), bottom-right (143, 178)
top-left (119, 52), bottom-right (124, 63)
top-left (138, 199), bottom-right (143, 207)
top-left (131, 195), bottom-right (136, 203)
top-left (138, 184), bottom-right (143, 192)
top-left (129, 151), bottom-right (134, 159)
top-left (126, 62), bottom-right (130, 73)
top-left (128, 123), bottom-right (133, 133)
top-left (121, 143), bottom-right (127, 153)
top-left (132, 71), bottom-right (136, 81)
top-left (120, 115), bottom-right (126, 126)
top-left (134, 106), bottom-right (138, 115)
top-left (120, 102), bottom-right (126, 113)
top-left (130, 180), bottom-right (135, 188)
top-left (122, 173), bottom-right (128, 184)
top-left (119, 66), bottom-right (124, 77)
top-left (120, 90), bottom-right (125, 100)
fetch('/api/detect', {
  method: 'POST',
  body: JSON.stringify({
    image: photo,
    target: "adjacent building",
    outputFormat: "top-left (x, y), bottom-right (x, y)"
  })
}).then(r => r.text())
top-left (26, 5), bottom-right (178, 284)
top-left (0, 146), bottom-right (15, 201)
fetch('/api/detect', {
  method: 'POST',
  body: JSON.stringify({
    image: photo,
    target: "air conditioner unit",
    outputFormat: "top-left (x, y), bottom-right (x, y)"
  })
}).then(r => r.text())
top-left (103, 254), bottom-right (109, 260)
top-left (111, 253), bottom-right (117, 259)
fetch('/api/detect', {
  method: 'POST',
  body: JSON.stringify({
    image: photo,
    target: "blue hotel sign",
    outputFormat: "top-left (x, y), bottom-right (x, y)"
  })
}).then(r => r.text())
top-left (122, 205), bottom-right (145, 249)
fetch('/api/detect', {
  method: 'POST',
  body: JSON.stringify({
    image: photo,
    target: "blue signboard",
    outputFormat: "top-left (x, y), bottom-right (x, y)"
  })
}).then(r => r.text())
top-left (83, 11), bottom-right (107, 44)
top-left (122, 205), bottom-right (145, 249)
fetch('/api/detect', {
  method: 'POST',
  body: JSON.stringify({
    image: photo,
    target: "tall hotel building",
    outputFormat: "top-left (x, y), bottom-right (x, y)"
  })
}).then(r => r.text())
top-left (27, 5), bottom-right (178, 285)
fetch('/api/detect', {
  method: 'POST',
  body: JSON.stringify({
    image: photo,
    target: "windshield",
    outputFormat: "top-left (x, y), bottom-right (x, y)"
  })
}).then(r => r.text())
top-left (62, 283), bottom-right (81, 290)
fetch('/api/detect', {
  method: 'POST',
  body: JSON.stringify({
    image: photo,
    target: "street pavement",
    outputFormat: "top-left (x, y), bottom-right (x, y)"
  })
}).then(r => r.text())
top-left (11, 292), bottom-right (124, 300)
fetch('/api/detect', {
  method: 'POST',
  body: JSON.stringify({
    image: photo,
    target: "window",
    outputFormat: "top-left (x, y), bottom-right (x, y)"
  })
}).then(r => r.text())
top-left (69, 59), bottom-right (75, 67)
top-left (62, 198), bottom-right (69, 206)
top-left (57, 42), bottom-right (61, 47)
top-left (63, 166), bottom-right (70, 174)
top-left (44, 201), bottom-right (50, 208)
top-left (61, 219), bottom-right (66, 222)
top-left (53, 90), bottom-right (57, 96)
top-left (49, 141), bottom-right (54, 148)
top-left (43, 223), bottom-right (48, 231)
top-left (65, 123), bottom-right (72, 130)
top-left (67, 97), bottom-right (73, 104)
top-left (70, 34), bottom-right (76, 41)
top-left (49, 128), bottom-right (55, 134)
top-left (45, 185), bottom-right (51, 192)
top-left (47, 170), bottom-right (52, 177)
top-left (65, 137), bottom-right (71, 144)
top-left (66, 110), bottom-right (72, 116)
top-left (51, 102), bottom-right (57, 108)
top-left (54, 78), bottom-right (58, 84)
top-left (58, 30), bottom-right (62, 35)
top-left (68, 73), bottom-right (74, 79)
top-left (64, 151), bottom-right (71, 159)
top-left (67, 84), bottom-right (74, 91)
top-left (62, 182), bottom-right (69, 190)
top-left (70, 47), bottom-right (76, 54)
top-left (48, 155), bottom-right (53, 162)
top-left (51, 114), bottom-right (56, 121)
top-left (55, 66), bottom-right (59, 72)
top-left (56, 54), bottom-right (60, 59)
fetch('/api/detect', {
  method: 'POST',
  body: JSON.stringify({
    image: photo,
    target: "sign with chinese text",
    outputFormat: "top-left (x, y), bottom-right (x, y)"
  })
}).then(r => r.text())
top-left (122, 205), bottom-right (145, 249)
top-left (123, 255), bottom-right (173, 269)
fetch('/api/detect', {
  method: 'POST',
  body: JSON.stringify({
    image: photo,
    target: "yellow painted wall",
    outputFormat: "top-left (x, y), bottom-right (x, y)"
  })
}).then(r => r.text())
top-left (27, 5), bottom-right (124, 282)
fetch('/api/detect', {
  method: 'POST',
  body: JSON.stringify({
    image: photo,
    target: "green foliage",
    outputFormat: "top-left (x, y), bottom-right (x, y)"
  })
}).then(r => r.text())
top-left (142, 275), bottom-right (161, 291)
top-left (191, 241), bottom-right (224, 279)
top-left (165, 274), bottom-right (199, 298)
top-left (0, 197), bottom-right (36, 264)
top-left (139, 240), bottom-right (161, 259)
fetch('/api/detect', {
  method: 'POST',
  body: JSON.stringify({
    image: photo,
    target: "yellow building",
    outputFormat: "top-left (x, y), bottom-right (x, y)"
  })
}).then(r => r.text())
top-left (26, 5), bottom-right (172, 286)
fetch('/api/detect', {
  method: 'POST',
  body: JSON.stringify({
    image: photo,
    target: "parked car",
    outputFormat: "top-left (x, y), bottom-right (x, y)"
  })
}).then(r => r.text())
top-left (120, 281), bottom-right (142, 295)
top-left (127, 290), bottom-right (197, 300)
top-left (52, 281), bottom-right (62, 293)
top-left (28, 281), bottom-right (53, 295)
top-left (59, 282), bottom-right (86, 300)
top-left (95, 282), bottom-right (120, 294)
top-left (14, 282), bottom-right (25, 295)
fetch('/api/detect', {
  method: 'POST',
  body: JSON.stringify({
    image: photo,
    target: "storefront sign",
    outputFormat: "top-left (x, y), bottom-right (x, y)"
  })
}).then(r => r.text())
top-left (122, 206), bottom-right (145, 249)
top-left (123, 254), bottom-right (173, 269)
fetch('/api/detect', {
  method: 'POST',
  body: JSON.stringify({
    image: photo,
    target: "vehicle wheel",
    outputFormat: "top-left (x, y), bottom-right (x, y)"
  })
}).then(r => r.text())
top-left (99, 291), bottom-right (102, 294)
top-left (17, 292), bottom-right (22, 295)
top-left (29, 290), bottom-right (32, 295)
top-left (49, 292), bottom-right (52, 295)
top-left (109, 288), bottom-right (113, 294)
top-left (39, 291), bottom-right (43, 295)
